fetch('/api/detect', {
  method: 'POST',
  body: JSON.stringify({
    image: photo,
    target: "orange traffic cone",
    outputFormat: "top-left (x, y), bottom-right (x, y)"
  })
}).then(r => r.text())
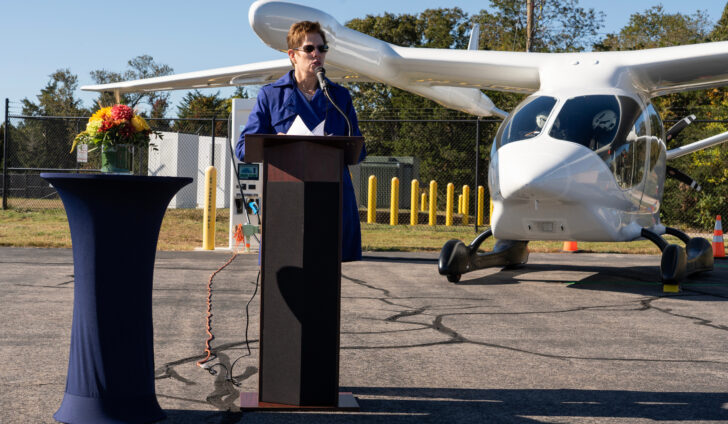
top-left (563, 241), bottom-right (578, 252)
top-left (713, 215), bottom-right (726, 258)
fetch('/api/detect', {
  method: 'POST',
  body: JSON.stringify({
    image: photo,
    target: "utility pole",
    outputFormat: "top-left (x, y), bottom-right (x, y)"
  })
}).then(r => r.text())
top-left (526, 0), bottom-right (535, 52)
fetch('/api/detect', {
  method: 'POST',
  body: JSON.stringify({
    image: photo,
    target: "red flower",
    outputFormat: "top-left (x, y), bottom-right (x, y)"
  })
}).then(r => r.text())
top-left (119, 123), bottom-right (135, 139)
top-left (111, 104), bottom-right (133, 121)
top-left (100, 120), bottom-right (115, 132)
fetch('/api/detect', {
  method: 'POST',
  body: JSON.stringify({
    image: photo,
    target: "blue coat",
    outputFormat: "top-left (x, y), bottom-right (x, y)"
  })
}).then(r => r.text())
top-left (236, 70), bottom-right (366, 261)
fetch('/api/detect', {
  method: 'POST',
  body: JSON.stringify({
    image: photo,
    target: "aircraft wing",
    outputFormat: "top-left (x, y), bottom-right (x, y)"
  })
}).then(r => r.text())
top-left (83, 1), bottom-right (728, 118)
top-left (620, 42), bottom-right (728, 97)
top-left (80, 59), bottom-right (375, 93)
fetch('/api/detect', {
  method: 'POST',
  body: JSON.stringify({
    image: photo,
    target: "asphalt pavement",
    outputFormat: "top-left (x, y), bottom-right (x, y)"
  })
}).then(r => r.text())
top-left (1, 246), bottom-right (727, 423)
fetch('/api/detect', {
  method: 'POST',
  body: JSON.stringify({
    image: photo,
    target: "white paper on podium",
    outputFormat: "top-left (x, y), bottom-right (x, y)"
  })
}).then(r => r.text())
top-left (287, 115), bottom-right (325, 136)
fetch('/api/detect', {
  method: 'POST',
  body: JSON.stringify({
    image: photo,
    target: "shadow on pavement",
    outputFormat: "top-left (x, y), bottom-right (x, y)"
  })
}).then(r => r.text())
top-left (163, 387), bottom-right (728, 423)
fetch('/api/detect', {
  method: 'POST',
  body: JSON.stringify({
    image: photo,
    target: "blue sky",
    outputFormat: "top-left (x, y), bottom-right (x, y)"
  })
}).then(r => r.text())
top-left (1, 0), bottom-right (726, 118)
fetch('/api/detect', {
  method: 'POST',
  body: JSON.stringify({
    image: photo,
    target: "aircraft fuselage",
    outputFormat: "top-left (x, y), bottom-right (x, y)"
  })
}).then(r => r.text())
top-left (489, 90), bottom-right (667, 242)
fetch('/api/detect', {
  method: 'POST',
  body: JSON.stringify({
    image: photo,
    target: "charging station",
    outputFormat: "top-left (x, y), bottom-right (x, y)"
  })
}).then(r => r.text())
top-left (229, 98), bottom-right (262, 251)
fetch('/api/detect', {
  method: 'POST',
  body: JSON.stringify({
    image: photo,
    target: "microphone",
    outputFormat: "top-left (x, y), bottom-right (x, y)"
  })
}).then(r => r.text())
top-left (315, 66), bottom-right (352, 136)
top-left (314, 66), bottom-right (328, 91)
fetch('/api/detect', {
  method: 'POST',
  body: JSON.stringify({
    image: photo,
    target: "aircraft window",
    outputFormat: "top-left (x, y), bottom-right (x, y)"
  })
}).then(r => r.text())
top-left (611, 109), bottom-right (648, 189)
top-left (551, 94), bottom-right (650, 189)
top-left (549, 95), bottom-right (621, 150)
top-left (497, 96), bottom-right (557, 147)
top-left (647, 103), bottom-right (664, 172)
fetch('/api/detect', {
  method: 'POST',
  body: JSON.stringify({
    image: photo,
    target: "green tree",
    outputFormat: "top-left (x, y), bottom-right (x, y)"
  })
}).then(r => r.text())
top-left (593, 5), bottom-right (710, 51)
top-left (17, 69), bottom-right (87, 169)
top-left (173, 90), bottom-right (229, 136)
top-left (709, 3), bottom-right (728, 41)
top-left (90, 55), bottom-right (173, 119)
top-left (231, 86), bottom-right (251, 100)
top-left (21, 69), bottom-right (86, 117)
top-left (473, 0), bottom-right (604, 52)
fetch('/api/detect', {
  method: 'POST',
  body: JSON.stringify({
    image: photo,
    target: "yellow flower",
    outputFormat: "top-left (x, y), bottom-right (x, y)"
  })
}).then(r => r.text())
top-left (91, 106), bottom-right (112, 121)
top-left (86, 118), bottom-right (103, 135)
top-left (131, 115), bottom-right (150, 132)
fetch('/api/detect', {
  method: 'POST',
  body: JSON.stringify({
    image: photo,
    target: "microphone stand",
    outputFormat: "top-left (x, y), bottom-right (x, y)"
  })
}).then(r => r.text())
top-left (316, 67), bottom-right (352, 137)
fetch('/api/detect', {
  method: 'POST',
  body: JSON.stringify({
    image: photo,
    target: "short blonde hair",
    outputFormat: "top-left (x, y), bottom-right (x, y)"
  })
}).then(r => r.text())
top-left (287, 21), bottom-right (327, 50)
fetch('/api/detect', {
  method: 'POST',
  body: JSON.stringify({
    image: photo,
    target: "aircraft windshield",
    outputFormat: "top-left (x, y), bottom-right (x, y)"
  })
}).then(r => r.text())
top-left (497, 96), bottom-right (557, 147)
top-left (549, 95), bottom-right (642, 152)
top-left (550, 94), bottom-right (650, 189)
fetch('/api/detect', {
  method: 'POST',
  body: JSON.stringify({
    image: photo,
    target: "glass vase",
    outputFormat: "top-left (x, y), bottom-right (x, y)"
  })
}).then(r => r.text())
top-left (101, 144), bottom-right (133, 173)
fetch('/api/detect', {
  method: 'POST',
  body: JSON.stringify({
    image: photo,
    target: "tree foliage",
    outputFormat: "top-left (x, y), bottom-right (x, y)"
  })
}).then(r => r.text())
top-left (594, 5), bottom-right (710, 51)
top-left (90, 55), bottom-right (173, 118)
top-left (16, 69), bottom-right (87, 169)
top-left (22, 69), bottom-right (86, 117)
top-left (474, 0), bottom-right (604, 52)
top-left (173, 90), bottom-right (230, 136)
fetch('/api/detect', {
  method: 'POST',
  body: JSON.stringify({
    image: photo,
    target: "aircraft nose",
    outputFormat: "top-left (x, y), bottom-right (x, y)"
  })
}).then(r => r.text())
top-left (497, 138), bottom-right (586, 201)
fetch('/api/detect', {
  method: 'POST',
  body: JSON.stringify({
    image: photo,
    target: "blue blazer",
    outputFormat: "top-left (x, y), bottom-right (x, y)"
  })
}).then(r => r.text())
top-left (236, 70), bottom-right (366, 261)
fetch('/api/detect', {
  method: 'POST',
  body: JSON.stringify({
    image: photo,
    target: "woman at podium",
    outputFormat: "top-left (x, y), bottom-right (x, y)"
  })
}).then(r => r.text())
top-left (235, 20), bottom-right (366, 261)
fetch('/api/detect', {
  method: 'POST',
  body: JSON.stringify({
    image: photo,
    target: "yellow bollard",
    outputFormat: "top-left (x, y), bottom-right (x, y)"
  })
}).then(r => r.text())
top-left (458, 194), bottom-right (462, 214)
top-left (428, 180), bottom-right (438, 226)
top-left (367, 175), bottom-right (377, 224)
top-left (489, 198), bottom-right (494, 226)
top-left (202, 166), bottom-right (217, 250)
top-left (390, 177), bottom-right (399, 225)
top-left (477, 185), bottom-right (485, 226)
top-left (410, 179), bottom-right (419, 226)
top-left (446, 183), bottom-right (454, 226)
top-left (462, 185), bottom-right (470, 225)
top-left (421, 192), bottom-right (427, 213)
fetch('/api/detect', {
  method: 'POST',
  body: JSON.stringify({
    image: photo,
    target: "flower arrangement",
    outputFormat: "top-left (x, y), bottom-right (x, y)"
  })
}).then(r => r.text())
top-left (71, 104), bottom-right (159, 152)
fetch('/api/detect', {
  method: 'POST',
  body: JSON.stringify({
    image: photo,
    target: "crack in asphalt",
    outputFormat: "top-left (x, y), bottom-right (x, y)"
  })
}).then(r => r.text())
top-left (153, 267), bottom-right (728, 413)
top-left (340, 274), bottom-right (728, 365)
top-left (13, 283), bottom-right (73, 289)
top-left (642, 296), bottom-right (728, 332)
top-left (342, 273), bottom-right (391, 297)
top-left (386, 306), bottom-right (428, 322)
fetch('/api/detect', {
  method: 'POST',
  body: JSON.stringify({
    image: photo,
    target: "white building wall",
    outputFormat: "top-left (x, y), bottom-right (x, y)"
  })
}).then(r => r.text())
top-left (148, 132), bottom-right (200, 208)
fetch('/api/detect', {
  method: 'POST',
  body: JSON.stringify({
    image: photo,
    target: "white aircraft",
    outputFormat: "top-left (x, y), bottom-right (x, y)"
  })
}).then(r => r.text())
top-left (83, 0), bottom-right (728, 286)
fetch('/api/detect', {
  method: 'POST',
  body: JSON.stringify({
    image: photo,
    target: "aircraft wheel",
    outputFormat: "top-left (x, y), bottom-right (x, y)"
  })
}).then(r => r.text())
top-left (446, 274), bottom-right (461, 283)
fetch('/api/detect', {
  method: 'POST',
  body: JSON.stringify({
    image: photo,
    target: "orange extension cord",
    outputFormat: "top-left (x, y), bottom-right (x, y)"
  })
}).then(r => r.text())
top-left (196, 225), bottom-right (246, 368)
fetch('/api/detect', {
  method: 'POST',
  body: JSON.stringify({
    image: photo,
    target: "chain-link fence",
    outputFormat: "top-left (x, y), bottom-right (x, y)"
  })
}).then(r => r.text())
top-left (353, 118), bottom-right (499, 229)
top-left (1, 114), bottom-right (230, 212)
top-left (2, 109), bottom-right (727, 232)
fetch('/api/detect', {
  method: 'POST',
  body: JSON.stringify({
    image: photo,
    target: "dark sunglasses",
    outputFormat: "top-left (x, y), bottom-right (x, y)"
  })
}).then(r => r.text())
top-left (294, 44), bottom-right (329, 54)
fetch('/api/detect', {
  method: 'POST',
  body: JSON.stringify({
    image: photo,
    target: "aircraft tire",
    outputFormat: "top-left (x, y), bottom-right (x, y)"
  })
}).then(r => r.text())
top-left (446, 274), bottom-right (461, 283)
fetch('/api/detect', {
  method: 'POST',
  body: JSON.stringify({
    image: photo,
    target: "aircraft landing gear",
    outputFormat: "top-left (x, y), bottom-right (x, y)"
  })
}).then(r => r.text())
top-left (640, 227), bottom-right (713, 286)
top-left (438, 229), bottom-right (529, 283)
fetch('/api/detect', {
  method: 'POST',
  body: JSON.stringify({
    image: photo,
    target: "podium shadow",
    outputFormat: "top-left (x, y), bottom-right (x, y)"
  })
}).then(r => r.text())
top-left (162, 387), bottom-right (728, 423)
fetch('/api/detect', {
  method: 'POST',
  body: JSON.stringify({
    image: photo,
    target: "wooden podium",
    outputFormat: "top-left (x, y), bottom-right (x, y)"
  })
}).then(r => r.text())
top-left (240, 134), bottom-right (363, 410)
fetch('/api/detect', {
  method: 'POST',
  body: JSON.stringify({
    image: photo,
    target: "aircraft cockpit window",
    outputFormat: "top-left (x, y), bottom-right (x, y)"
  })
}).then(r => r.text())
top-left (551, 94), bottom-right (650, 189)
top-left (497, 96), bottom-right (557, 147)
top-left (549, 95), bottom-right (622, 150)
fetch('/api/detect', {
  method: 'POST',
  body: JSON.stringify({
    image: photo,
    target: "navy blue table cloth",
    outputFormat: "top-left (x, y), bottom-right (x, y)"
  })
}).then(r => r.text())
top-left (41, 173), bottom-right (192, 424)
